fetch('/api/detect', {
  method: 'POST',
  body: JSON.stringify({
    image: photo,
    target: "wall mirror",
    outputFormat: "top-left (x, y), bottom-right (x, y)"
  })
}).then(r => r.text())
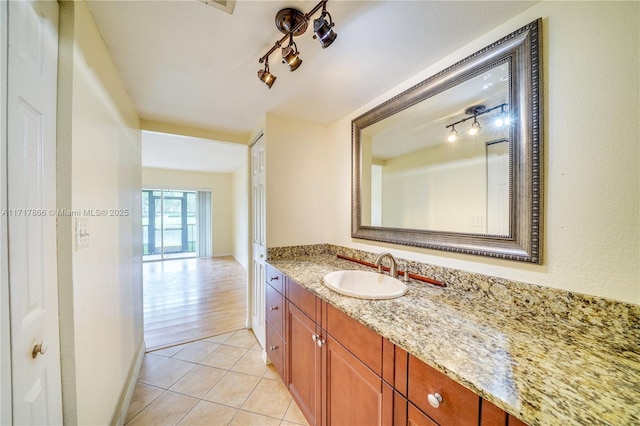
top-left (352, 19), bottom-right (541, 263)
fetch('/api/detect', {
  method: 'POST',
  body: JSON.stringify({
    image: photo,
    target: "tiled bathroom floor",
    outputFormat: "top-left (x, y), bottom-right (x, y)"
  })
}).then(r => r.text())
top-left (125, 329), bottom-right (309, 426)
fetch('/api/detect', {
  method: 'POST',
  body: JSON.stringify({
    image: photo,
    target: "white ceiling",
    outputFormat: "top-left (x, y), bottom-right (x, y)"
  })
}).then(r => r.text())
top-left (86, 0), bottom-right (537, 139)
top-left (142, 131), bottom-right (246, 173)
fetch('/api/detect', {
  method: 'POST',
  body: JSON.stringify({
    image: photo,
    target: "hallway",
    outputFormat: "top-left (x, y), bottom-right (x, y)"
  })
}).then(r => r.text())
top-left (143, 257), bottom-right (248, 351)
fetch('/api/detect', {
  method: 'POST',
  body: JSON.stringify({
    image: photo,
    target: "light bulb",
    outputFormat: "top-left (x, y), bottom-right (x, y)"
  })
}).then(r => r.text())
top-left (495, 112), bottom-right (511, 127)
top-left (469, 118), bottom-right (481, 135)
top-left (447, 128), bottom-right (459, 142)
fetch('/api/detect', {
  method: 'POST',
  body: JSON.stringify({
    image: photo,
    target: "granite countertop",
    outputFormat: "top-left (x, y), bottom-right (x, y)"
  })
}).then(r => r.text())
top-left (267, 254), bottom-right (640, 426)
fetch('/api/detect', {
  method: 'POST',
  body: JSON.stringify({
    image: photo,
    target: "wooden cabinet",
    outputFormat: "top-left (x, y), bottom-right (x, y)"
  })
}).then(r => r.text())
top-left (408, 355), bottom-right (480, 426)
top-left (479, 400), bottom-right (528, 426)
top-left (287, 301), bottom-right (322, 425)
top-left (265, 266), bottom-right (286, 381)
top-left (266, 321), bottom-right (285, 379)
top-left (323, 302), bottom-right (392, 424)
top-left (265, 264), bottom-right (528, 426)
top-left (408, 402), bottom-right (439, 426)
top-left (480, 399), bottom-right (508, 425)
top-left (265, 263), bottom-right (284, 294)
top-left (508, 415), bottom-right (528, 426)
top-left (324, 336), bottom-right (393, 426)
top-left (325, 303), bottom-right (382, 375)
top-left (266, 283), bottom-right (284, 337)
top-left (277, 275), bottom-right (392, 426)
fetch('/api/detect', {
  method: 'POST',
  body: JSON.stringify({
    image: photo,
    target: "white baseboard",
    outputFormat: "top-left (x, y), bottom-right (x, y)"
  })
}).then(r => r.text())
top-left (111, 340), bottom-right (146, 426)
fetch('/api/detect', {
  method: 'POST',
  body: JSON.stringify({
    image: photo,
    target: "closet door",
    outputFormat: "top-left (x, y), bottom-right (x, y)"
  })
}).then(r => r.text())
top-left (6, 0), bottom-right (63, 423)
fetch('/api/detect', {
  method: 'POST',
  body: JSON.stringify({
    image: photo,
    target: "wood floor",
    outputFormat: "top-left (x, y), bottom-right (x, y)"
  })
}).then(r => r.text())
top-left (143, 256), bottom-right (248, 352)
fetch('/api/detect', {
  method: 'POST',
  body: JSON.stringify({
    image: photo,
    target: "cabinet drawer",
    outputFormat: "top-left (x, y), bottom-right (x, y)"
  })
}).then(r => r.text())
top-left (287, 278), bottom-right (317, 320)
top-left (408, 355), bottom-right (479, 426)
top-left (266, 282), bottom-right (285, 338)
top-left (266, 321), bottom-right (285, 380)
top-left (326, 303), bottom-right (382, 376)
top-left (265, 263), bottom-right (284, 294)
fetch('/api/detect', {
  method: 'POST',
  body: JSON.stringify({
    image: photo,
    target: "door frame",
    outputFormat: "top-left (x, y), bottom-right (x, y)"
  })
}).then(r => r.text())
top-left (248, 130), bottom-right (265, 345)
top-left (0, 0), bottom-right (11, 422)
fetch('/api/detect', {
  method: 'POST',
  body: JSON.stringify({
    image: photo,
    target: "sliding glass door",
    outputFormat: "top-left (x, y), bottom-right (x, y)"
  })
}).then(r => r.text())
top-left (142, 189), bottom-right (204, 261)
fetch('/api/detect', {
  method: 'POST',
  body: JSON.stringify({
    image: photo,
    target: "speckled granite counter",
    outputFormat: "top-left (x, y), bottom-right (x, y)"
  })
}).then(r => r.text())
top-left (267, 249), bottom-right (640, 426)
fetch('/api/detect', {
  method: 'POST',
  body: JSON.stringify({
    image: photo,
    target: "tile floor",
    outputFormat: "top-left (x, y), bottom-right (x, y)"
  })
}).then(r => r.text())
top-left (126, 329), bottom-right (309, 426)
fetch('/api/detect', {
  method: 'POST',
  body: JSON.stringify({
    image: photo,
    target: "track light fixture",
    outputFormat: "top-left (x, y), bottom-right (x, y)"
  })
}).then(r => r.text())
top-left (282, 34), bottom-right (302, 72)
top-left (257, 57), bottom-right (276, 89)
top-left (444, 103), bottom-right (509, 142)
top-left (258, 0), bottom-right (337, 88)
top-left (313, 2), bottom-right (337, 48)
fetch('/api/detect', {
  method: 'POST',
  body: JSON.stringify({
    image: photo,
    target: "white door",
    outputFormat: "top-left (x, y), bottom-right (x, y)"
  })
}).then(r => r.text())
top-left (6, 0), bottom-right (62, 423)
top-left (250, 135), bottom-right (266, 350)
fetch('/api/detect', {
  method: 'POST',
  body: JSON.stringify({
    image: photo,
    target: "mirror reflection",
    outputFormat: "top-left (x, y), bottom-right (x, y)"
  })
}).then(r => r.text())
top-left (360, 62), bottom-right (511, 235)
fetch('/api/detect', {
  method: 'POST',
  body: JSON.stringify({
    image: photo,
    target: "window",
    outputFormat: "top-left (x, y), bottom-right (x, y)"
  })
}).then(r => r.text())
top-left (142, 189), bottom-right (210, 261)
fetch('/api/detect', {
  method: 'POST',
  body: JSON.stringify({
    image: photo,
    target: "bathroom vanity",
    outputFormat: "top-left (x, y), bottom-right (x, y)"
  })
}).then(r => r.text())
top-left (263, 247), bottom-right (640, 426)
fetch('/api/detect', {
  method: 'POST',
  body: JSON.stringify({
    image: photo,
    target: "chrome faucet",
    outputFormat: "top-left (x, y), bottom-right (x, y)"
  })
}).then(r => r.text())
top-left (374, 252), bottom-right (398, 278)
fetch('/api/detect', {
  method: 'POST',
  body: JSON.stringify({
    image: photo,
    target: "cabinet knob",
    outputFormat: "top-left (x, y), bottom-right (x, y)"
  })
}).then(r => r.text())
top-left (269, 306), bottom-right (279, 311)
top-left (269, 345), bottom-right (278, 351)
top-left (312, 334), bottom-right (319, 341)
top-left (32, 341), bottom-right (48, 359)
top-left (316, 339), bottom-right (325, 348)
top-left (427, 393), bottom-right (443, 408)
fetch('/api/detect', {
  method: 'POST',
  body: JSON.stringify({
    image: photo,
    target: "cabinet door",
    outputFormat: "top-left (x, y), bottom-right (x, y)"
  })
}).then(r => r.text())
top-left (480, 399), bottom-right (508, 426)
top-left (408, 403), bottom-right (438, 426)
top-left (287, 302), bottom-right (322, 426)
top-left (324, 336), bottom-right (393, 426)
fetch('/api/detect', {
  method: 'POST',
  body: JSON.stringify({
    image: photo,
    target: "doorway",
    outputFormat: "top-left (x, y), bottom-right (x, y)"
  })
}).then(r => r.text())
top-left (142, 188), bottom-right (212, 261)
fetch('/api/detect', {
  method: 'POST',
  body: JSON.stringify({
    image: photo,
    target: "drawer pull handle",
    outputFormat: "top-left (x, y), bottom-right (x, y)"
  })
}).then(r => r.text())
top-left (427, 393), bottom-right (443, 408)
top-left (270, 276), bottom-right (279, 281)
top-left (269, 306), bottom-right (279, 311)
top-left (269, 345), bottom-right (278, 351)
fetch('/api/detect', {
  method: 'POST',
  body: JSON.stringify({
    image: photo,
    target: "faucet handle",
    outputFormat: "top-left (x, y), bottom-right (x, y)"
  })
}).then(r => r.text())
top-left (401, 271), bottom-right (411, 283)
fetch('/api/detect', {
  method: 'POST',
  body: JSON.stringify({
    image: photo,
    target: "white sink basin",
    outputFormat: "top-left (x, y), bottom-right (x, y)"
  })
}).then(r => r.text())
top-left (322, 270), bottom-right (408, 300)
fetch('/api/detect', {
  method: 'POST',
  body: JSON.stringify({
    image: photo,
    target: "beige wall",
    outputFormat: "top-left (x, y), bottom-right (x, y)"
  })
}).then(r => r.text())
top-left (142, 168), bottom-right (235, 257)
top-left (233, 163), bottom-right (249, 267)
top-left (323, 2), bottom-right (639, 304)
top-left (57, 1), bottom-right (143, 424)
top-left (264, 113), bottom-right (333, 248)
top-left (264, 2), bottom-right (639, 304)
